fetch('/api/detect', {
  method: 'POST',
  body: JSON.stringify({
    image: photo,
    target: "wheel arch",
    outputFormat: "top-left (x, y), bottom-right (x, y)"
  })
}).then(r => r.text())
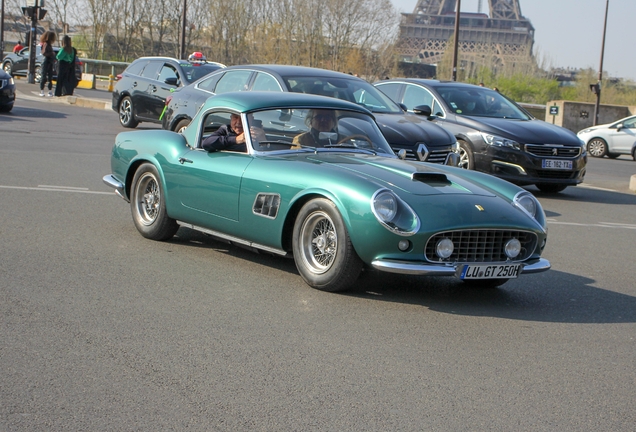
top-left (124, 158), bottom-right (170, 205)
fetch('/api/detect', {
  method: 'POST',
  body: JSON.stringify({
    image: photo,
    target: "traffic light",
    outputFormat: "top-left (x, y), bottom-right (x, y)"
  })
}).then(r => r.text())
top-left (589, 83), bottom-right (600, 94)
top-left (38, 8), bottom-right (48, 19)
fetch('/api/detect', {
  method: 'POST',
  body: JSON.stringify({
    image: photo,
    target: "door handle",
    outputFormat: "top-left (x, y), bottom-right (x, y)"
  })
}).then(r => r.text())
top-left (178, 157), bottom-right (193, 164)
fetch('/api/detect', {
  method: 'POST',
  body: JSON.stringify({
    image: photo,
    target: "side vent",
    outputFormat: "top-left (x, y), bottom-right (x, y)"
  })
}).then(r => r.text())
top-left (253, 193), bottom-right (281, 219)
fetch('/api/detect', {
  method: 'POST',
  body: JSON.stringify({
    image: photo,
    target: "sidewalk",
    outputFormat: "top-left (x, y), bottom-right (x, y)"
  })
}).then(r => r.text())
top-left (13, 76), bottom-right (111, 111)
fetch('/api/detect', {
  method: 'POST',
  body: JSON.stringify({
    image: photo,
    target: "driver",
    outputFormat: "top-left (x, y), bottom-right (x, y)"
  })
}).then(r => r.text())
top-left (292, 109), bottom-right (338, 147)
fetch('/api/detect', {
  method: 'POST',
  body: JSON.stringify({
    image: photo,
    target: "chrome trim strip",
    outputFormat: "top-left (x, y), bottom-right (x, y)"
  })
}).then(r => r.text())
top-left (102, 174), bottom-right (128, 201)
top-left (177, 222), bottom-right (288, 256)
top-left (371, 257), bottom-right (550, 276)
top-left (492, 160), bottom-right (527, 175)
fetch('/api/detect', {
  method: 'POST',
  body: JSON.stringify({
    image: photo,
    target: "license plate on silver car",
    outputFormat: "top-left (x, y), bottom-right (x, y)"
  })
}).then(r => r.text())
top-left (542, 159), bottom-right (572, 170)
top-left (459, 263), bottom-right (521, 280)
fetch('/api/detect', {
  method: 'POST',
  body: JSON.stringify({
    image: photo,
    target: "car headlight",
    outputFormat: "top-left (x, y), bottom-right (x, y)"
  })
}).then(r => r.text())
top-left (481, 133), bottom-right (521, 150)
top-left (371, 189), bottom-right (420, 236)
top-left (578, 128), bottom-right (593, 134)
top-left (9, 77), bottom-right (15, 85)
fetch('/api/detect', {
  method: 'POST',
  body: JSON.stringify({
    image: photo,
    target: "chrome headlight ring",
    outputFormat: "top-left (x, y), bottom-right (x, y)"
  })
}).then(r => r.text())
top-left (513, 191), bottom-right (546, 232)
top-left (371, 189), bottom-right (420, 236)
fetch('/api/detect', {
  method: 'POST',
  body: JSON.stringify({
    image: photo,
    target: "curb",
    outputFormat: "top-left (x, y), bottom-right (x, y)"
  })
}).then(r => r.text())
top-left (17, 90), bottom-right (111, 110)
top-left (630, 175), bottom-right (636, 193)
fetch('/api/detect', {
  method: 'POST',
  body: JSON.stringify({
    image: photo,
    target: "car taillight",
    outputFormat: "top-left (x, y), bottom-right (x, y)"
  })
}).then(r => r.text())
top-left (116, 74), bottom-right (122, 80)
top-left (165, 96), bottom-right (172, 106)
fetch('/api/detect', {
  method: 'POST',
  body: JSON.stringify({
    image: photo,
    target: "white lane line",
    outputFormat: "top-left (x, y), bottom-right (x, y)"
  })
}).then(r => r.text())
top-left (547, 219), bottom-right (636, 229)
top-left (38, 185), bottom-right (89, 190)
top-left (0, 185), bottom-right (113, 195)
top-left (578, 184), bottom-right (618, 192)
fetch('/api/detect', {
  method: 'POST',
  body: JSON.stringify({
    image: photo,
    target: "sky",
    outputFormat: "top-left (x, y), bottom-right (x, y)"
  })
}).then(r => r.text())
top-left (389, 0), bottom-right (636, 81)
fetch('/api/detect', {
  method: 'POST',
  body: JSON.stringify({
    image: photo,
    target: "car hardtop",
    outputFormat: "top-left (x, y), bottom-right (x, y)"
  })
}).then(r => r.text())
top-left (198, 91), bottom-right (374, 115)
top-left (221, 64), bottom-right (362, 80)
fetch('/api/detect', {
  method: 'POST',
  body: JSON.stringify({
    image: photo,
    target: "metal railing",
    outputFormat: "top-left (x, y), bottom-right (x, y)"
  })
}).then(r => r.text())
top-left (77, 58), bottom-right (130, 91)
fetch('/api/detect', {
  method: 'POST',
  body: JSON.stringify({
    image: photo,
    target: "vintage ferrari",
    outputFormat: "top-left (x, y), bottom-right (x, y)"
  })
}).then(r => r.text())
top-left (104, 92), bottom-right (550, 292)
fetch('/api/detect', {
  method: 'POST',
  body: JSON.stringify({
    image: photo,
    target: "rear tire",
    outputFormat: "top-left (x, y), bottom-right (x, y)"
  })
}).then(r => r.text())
top-left (130, 163), bottom-right (178, 241)
top-left (458, 139), bottom-right (474, 170)
top-left (34, 65), bottom-right (42, 83)
top-left (536, 183), bottom-right (567, 193)
top-left (587, 138), bottom-right (608, 158)
top-left (292, 198), bottom-right (362, 292)
top-left (2, 62), bottom-right (12, 76)
top-left (174, 118), bottom-right (191, 133)
top-left (119, 96), bottom-right (139, 128)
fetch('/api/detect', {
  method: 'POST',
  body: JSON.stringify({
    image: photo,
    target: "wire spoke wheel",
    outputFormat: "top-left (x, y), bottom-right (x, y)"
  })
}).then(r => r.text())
top-left (300, 211), bottom-right (338, 274)
top-left (134, 172), bottom-right (161, 225)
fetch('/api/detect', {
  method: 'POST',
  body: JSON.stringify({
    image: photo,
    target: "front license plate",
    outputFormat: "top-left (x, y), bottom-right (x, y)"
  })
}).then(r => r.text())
top-left (542, 159), bottom-right (573, 170)
top-left (459, 263), bottom-right (521, 280)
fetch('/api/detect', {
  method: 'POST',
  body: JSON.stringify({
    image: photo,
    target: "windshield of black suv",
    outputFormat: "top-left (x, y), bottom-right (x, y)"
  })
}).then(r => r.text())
top-left (435, 85), bottom-right (531, 120)
top-left (283, 76), bottom-right (404, 114)
top-left (181, 63), bottom-right (225, 83)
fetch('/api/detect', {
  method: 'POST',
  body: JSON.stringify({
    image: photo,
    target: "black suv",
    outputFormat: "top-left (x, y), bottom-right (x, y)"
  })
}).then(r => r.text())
top-left (112, 56), bottom-right (225, 128)
top-left (162, 65), bottom-right (459, 165)
top-left (375, 79), bottom-right (587, 193)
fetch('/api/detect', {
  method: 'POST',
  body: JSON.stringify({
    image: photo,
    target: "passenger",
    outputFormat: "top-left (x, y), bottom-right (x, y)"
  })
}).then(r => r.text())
top-left (292, 109), bottom-right (338, 147)
top-left (201, 113), bottom-right (265, 152)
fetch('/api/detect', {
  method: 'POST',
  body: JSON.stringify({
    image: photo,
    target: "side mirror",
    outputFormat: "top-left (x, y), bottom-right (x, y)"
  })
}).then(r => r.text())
top-left (399, 103), bottom-right (407, 112)
top-left (413, 105), bottom-right (432, 117)
top-left (165, 77), bottom-right (178, 86)
top-left (616, 123), bottom-right (623, 131)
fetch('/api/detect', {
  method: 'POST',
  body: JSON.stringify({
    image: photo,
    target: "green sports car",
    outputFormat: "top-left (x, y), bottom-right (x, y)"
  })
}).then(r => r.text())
top-left (104, 92), bottom-right (550, 292)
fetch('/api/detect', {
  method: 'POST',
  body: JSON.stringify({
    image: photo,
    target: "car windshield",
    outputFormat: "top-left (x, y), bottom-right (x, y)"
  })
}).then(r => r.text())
top-left (181, 63), bottom-right (224, 83)
top-left (245, 108), bottom-right (396, 156)
top-left (436, 86), bottom-right (531, 120)
top-left (282, 76), bottom-right (404, 114)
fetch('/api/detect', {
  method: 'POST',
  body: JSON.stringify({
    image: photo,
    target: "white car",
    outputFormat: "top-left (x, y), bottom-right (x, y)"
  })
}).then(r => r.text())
top-left (577, 115), bottom-right (636, 160)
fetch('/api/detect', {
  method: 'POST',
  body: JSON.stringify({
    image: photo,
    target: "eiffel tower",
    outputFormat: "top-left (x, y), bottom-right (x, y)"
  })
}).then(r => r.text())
top-left (397, 0), bottom-right (535, 73)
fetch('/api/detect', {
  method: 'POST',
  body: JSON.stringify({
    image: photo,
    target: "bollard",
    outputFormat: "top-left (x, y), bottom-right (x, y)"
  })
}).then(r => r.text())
top-left (108, 74), bottom-right (115, 92)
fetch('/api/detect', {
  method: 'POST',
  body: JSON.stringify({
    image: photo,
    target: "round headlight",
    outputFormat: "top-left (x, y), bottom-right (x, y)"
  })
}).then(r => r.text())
top-left (436, 238), bottom-right (454, 259)
top-left (504, 238), bottom-right (521, 258)
top-left (373, 191), bottom-right (397, 222)
top-left (514, 193), bottom-right (537, 217)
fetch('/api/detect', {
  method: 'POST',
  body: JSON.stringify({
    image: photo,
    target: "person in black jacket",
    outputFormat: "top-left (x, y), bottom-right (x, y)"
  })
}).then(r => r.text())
top-left (55, 35), bottom-right (78, 97)
top-left (201, 114), bottom-right (265, 152)
top-left (39, 31), bottom-right (56, 97)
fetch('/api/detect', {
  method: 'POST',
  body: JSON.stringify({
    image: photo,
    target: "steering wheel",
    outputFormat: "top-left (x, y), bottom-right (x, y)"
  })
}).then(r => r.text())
top-left (337, 134), bottom-right (373, 146)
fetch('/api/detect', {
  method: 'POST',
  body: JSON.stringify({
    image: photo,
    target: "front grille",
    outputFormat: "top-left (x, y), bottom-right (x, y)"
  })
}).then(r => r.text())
top-left (393, 148), bottom-right (451, 164)
top-left (0, 79), bottom-right (6, 89)
top-left (526, 144), bottom-right (581, 158)
top-left (425, 229), bottom-right (537, 263)
top-left (535, 170), bottom-right (577, 179)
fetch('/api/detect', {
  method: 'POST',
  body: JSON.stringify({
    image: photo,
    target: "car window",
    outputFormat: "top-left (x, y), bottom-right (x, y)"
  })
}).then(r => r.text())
top-left (197, 72), bottom-right (225, 92)
top-left (215, 70), bottom-right (252, 94)
top-left (403, 84), bottom-right (433, 110)
top-left (187, 64), bottom-right (223, 82)
top-left (436, 85), bottom-right (530, 119)
top-left (252, 73), bottom-right (283, 92)
top-left (199, 111), bottom-right (234, 148)
top-left (125, 60), bottom-right (147, 76)
top-left (157, 64), bottom-right (179, 85)
top-left (375, 83), bottom-right (401, 102)
top-left (622, 117), bottom-right (636, 128)
top-left (140, 61), bottom-right (162, 80)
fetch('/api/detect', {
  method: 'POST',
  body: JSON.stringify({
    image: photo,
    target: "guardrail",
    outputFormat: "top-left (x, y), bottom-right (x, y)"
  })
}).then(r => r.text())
top-left (77, 58), bottom-right (130, 92)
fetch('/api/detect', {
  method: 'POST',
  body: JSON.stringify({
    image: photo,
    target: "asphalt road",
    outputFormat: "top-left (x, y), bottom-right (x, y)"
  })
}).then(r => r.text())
top-left (1, 95), bottom-right (635, 431)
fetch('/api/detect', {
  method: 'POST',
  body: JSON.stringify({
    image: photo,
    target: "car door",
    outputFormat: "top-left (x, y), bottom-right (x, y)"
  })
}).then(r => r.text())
top-left (13, 47), bottom-right (33, 75)
top-left (149, 63), bottom-right (181, 119)
top-left (175, 111), bottom-right (253, 224)
top-left (134, 60), bottom-right (162, 119)
top-left (609, 117), bottom-right (636, 154)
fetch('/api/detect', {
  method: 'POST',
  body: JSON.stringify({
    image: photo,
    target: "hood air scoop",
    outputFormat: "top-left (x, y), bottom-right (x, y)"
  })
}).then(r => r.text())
top-left (411, 172), bottom-right (452, 186)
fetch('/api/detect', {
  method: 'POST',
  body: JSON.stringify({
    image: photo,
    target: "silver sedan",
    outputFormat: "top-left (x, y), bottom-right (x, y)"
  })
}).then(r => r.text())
top-left (577, 115), bottom-right (636, 160)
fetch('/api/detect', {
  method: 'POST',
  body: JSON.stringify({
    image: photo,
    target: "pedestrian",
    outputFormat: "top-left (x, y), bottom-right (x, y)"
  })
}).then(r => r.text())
top-left (55, 35), bottom-right (78, 97)
top-left (39, 31), bottom-right (56, 97)
top-left (13, 41), bottom-right (24, 53)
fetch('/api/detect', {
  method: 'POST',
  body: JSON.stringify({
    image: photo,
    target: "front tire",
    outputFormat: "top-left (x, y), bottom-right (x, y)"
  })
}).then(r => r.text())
top-left (536, 183), bottom-right (567, 193)
top-left (34, 65), bottom-right (42, 83)
top-left (458, 139), bottom-right (474, 170)
top-left (2, 62), bottom-right (12, 76)
top-left (292, 198), bottom-right (362, 292)
top-left (119, 96), bottom-right (139, 128)
top-left (174, 118), bottom-right (191, 133)
top-left (587, 138), bottom-right (608, 158)
top-left (130, 163), bottom-right (178, 241)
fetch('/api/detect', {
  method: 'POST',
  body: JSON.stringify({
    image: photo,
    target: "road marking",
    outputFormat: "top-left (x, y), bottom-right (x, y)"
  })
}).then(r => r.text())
top-left (547, 218), bottom-right (636, 230)
top-left (0, 185), bottom-right (113, 195)
top-left (578, 184), bottom-right (618, 192)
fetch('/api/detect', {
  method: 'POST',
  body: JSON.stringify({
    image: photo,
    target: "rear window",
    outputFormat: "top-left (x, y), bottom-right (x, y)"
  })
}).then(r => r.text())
top-left (125, 60), bottom-right (148, 76)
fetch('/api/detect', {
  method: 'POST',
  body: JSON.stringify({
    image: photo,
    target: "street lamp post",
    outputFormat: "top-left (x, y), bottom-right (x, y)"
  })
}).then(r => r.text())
top-left (179, 0), bottom-right (187, 60)
top-left (451, 0), bottom-right (461, 81)
top-left (1, 0), bottom-right (5, 61)
top-left (593, 0), bottom-right (609, 126)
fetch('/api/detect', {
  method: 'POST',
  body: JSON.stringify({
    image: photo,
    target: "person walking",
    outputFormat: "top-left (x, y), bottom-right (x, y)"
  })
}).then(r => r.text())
top-left (54, 35), bottom-right (77, 97)
top-left (13, 41), bottom-right (24, 53)
top-left (39, 31), bottom-right (56, 97)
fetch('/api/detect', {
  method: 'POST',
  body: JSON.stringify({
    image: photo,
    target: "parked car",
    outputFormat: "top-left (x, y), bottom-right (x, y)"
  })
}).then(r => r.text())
top-left (0, 69), bottom-right (16, 112)
top-left (374, 79), bottom-right (587, 193)
top-left (104, 91), bottom-right (550, 292)
top-left (577, 115), bottom-right (636, 160)
top-left (161, 65), bottom-right (459, 165)
top-left (112, 56), bottom-right (226, 128)
top-left (2, 45), bottom-right (81, 83)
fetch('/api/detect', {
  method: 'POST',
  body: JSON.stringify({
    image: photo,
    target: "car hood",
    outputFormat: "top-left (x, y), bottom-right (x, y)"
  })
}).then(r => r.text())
top-left (375, 113), bottom-right (455, 147)
top-left (456, 116), bottom-right (581, 146)
top-left (287, 152), bottom-right (498, 197)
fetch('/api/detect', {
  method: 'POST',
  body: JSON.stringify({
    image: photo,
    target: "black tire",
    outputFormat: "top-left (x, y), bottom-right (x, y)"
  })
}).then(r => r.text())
top-left (292, 198), bottom-right (362, 292)
top-left (632, 147), bottom-right (636, 161)
top-left (0, 104), bottom-right (13, 113)
top-left (458, 139), bottom-right (474, 170)
top-left (2, 62), bottom-right (12, 76)
top-left (587, 138), bottom-right (608, 158)
top-left (119, 96), bottom-right (139, 128)
top-left (130, 163), bottom-right (178, 241)
top-left (536, 183), bottom-right (567, 193)
top-left (34, 65), bottom-right (42, 83)
top-left (174, 118), bottom-right (191, 133)
top-left (462, 278), bottom-right (508, 288)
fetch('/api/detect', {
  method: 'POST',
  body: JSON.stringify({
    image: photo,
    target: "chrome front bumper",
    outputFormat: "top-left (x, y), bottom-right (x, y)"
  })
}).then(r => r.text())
top-left (371, 258), bottom-right (551, 276)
